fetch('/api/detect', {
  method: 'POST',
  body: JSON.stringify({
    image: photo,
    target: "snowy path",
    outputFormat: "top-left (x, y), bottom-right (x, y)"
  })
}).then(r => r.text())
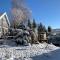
top-left (32, 49), bottom-right (60, 60)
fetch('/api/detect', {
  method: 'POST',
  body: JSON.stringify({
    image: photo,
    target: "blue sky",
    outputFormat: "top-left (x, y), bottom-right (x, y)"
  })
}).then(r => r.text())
top-left (0, 0), bottom-right (60, 29)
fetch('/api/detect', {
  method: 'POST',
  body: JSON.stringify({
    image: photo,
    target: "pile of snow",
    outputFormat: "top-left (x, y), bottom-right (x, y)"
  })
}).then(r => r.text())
top-left (0, 43), bottom-right (59, 60)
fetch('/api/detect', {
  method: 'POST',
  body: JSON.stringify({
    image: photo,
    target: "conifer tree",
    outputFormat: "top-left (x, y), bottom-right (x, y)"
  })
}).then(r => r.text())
top-left (43, 26), bottom-right (47, 32)
top-left (28, 19), bottom-right (32, 29)
top-left (48, 26), bottom-right (52, 32)
top-left (32, 19), bottom-right (36, 28)
top-left (38, 23), bottom-right (43, 32)
top-left (32, 19), bottom-right (37, 32)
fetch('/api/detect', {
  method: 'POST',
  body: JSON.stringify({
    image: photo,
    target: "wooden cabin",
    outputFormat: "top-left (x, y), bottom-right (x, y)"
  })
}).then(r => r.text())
top-left (38, 32), bottom-right (47, 43)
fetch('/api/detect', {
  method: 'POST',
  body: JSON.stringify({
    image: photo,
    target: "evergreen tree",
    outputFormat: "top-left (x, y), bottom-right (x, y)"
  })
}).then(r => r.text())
top-left (32, 19), bottom-right (37, 32)
top-left (48, 26), bottom-right (52, 32)
top-left (38, 23), bottom-right (47, 32)
top-left (43, 26), bottom-right (47, 32)
top-left (38, 23), bottom-right (43, 32)
top-left (32, 19), bottom-right (36, 29)
top-left (28, 19), bottom-right (32, 28)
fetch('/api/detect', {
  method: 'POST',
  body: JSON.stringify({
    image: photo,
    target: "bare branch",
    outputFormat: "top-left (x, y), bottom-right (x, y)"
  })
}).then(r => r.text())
top-left (11, 0), bottom-right (31, 27)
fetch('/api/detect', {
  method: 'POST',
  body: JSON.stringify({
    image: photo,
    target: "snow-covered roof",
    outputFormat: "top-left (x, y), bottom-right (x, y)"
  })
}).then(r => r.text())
top-left (0, 12), bottom-right (10, 27)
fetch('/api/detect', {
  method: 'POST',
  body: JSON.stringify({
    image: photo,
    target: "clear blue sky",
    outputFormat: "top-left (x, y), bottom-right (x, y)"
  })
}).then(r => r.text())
top-left (0, 0), bottom-right (60, 29)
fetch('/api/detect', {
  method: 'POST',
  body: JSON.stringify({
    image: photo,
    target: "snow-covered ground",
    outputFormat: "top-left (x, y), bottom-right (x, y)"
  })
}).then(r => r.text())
top-left (0, 43), bottom-right (60, 60)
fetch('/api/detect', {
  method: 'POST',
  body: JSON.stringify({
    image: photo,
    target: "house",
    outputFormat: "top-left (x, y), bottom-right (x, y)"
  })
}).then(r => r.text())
top-left (0, 12), bottom-right (10, 38)
top-left (38, 32), bottom-right (47, 43)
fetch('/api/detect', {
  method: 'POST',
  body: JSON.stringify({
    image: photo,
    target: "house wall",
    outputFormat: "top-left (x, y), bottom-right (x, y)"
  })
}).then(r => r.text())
top-left (2, 15), bottom-right (9, 35)
top-left (0, 26), bottom-right (2, 37)
top-left (0, 12), bottom-right (10, 37)
top-left (38, 32), bottom-right (47, 42)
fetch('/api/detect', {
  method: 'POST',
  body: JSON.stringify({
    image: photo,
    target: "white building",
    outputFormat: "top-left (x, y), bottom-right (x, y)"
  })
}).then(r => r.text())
top-left (0, 12), bottom-right (10, 37)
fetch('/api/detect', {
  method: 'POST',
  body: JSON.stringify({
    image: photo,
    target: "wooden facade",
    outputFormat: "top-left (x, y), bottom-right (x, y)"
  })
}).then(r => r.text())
top-left (38, 32), bottom-right (47, 43)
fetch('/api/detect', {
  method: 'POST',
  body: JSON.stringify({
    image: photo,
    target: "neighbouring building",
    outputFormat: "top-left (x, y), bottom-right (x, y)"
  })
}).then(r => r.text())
top-left (0, 12), bottom-right (10, 38)
top-left (38, 32), bottom-right (47, 43)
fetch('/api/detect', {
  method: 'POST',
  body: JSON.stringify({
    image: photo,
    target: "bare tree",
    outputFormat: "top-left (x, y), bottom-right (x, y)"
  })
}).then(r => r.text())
top-left (11, 0), bottom-right (31, 28)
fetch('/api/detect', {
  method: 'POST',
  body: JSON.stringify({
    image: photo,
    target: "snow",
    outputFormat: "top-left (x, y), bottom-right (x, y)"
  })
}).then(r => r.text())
top-left (0, 43), bottom-right (60, 60)
top-left (32, 49), bottom-right (60, 60)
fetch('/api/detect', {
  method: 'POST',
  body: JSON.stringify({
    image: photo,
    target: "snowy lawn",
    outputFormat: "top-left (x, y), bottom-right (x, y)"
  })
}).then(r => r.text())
top-left (0, 43), bottom-right (60, 60)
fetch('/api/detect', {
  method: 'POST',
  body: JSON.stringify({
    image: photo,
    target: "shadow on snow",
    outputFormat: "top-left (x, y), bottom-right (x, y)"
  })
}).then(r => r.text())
top-left (31, 49), bottom-right (60, 60)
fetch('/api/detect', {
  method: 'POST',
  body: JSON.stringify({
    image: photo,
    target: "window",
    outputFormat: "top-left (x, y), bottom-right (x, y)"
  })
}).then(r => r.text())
top-left (40, 34), bottom-right (44, 40)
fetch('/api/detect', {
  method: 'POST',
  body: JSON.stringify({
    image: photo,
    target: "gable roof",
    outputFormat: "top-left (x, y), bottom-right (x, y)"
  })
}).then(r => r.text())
top-left (0, 12), bottom-right (10, 27)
